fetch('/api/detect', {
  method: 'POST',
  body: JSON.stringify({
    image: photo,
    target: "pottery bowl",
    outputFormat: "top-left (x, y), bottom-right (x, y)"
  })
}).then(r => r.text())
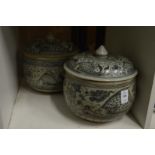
top-left (64, 73), bottom-right (136, 122)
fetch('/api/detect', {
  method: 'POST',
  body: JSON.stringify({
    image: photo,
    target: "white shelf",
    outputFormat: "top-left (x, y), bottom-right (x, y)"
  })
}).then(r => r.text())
top-left (151, 113), bottom-right (155, 129)
top-left (9, 85), bottom-right (141, 129)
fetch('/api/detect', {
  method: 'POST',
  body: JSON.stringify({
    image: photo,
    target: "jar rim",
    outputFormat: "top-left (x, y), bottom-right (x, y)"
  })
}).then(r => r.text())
top-left (23, 50), bottom-right (78, 60)
top-left (64, 63), bottom-right (138, 82)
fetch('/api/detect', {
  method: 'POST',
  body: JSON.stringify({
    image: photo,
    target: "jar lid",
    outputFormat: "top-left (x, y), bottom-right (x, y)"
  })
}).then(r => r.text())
top-left (24, 35), bottom-right (78, 59)
top-left (64, 45), bottom-right (138, 81)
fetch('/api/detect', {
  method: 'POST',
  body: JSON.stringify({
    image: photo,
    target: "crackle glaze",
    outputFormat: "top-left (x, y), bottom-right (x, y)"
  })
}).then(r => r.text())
top-left (23, 36), bottom-right (78, 92)
top-left (63, 45), bottom-right (138, 122)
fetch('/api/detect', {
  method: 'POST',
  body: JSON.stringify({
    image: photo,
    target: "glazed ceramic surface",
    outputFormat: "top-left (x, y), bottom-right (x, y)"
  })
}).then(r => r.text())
top-left (23, 36), bottom-right (78, 92)
top-left (64, 45), bottom-right (138, 122)
top-left (64, 74), bottom-right (136, 122)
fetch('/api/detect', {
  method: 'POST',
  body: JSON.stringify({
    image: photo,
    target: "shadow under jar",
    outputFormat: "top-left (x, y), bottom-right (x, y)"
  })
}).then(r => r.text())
top-left (63, 45), bottom-right (138, 122)
top-left (23, 36), bottom-right (78, 93)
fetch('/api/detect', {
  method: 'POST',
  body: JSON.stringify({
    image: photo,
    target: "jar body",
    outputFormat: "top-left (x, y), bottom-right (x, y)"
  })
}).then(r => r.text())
top-left (24, 56), bottom-right (66, 92)
top-left (64, 74), bottom-right (136, 122)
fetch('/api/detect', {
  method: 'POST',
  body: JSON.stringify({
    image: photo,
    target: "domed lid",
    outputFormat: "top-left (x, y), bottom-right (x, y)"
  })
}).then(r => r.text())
top-left (24, 35), bottom-right (78, 58)
top-left (64, 45), bottom-right (138, 81)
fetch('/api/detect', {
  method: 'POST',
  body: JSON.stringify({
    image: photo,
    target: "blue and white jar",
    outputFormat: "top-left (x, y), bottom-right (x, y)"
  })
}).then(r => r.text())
top-left (64, 45), bottom-right (138, 122)
top-left (23, 36), bottom-right (78, 92)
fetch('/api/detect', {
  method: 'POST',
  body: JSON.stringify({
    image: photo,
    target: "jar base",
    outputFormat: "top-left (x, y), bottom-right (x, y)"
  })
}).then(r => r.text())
top-left (70, 109), bottom-right (125, 123)
top-left (27, 85), bottom-right (62, 93)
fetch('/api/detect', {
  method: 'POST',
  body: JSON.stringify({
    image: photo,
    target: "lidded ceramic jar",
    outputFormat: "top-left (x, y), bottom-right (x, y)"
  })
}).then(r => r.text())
top-left (64, 45), bottom-right (138, 122)
top-left (23, 36), bottom-right (78, 92)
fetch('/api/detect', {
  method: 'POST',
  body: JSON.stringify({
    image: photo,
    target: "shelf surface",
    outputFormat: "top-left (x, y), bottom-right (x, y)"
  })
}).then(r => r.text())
top-left (9, 85), bottom-right (141, 129)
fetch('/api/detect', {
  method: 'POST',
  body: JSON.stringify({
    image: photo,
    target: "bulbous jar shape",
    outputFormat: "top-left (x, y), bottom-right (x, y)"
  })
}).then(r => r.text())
top-left (63, 45), bottom-right (138, 122)
top-left (23, 36), bottom-right (78, 92)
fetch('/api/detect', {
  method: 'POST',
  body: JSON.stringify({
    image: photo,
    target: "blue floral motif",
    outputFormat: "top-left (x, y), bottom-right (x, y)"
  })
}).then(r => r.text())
top-left (89, 90), bottom-right (112, 102)
top-left (64, 77), bottom-right (136, 122)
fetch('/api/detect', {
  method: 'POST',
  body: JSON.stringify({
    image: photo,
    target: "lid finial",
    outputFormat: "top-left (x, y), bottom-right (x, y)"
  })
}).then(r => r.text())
top-left (95, 45), bottom-right (108, 56)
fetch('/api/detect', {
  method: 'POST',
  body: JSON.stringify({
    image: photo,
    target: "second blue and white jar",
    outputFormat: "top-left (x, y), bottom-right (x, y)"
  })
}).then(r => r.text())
top-left (23, 36), bottom-right (78, 92)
